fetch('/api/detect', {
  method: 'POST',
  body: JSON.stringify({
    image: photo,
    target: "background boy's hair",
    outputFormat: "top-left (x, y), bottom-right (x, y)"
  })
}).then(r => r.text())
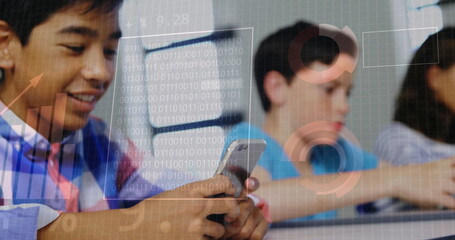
top-left (0, 0), bottom-right (123, 46)
top-left (254, 21), bottom-right (358, 112)
top-left (394, 27), bottom-right (455, 143)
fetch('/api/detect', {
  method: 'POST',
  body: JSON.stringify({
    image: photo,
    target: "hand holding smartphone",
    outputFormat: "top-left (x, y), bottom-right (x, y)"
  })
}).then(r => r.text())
top-left (207, 139), bottom-right (266, 225)
top-left (214, 139), bottom-right (266, 198)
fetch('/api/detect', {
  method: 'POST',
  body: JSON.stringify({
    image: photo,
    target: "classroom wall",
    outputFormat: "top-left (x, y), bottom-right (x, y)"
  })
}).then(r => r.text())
top-left (442, 3), bottom-right (455, 26)
top-left (94, 0), bottom-right (452, 152)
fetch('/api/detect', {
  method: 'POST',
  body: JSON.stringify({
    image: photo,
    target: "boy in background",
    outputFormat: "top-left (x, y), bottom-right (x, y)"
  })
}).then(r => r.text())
top-left (229, 21), bottom-right (455, 223)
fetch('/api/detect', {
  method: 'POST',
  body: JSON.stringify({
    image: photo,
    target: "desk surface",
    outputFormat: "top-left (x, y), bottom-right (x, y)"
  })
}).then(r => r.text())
top-left (267, 211), bottom-right (455, 240)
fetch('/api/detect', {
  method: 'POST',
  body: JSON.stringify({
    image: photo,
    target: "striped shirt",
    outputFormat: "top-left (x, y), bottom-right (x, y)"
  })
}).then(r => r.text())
top-left (365, 122), bottom-right (455, 214)
top-left (375, 122), bottom-right (455, 165)
top-left (0, 102), bottom-right (163, 239)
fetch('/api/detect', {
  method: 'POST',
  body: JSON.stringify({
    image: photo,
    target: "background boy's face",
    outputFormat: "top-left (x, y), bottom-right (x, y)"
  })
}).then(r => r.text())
top-left (286, 57), bottom-right (354, 144)
top-left (3, 3), bottom-right (120, 134)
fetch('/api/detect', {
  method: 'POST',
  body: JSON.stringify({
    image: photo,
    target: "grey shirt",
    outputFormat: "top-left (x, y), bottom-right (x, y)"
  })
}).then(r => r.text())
top-left (374, 122), bottom-right (455, 165)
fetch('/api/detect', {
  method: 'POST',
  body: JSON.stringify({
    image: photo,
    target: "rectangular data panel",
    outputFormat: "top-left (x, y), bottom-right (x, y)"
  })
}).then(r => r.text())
top-left (362, 27), bottom-right (438, 68)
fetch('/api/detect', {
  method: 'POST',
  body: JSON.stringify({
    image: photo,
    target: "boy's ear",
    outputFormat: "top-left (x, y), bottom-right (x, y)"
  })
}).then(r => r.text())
top-left (263, 71), bottom-right (288, 108)
top-left (0, 21), bottom-right (14, 70)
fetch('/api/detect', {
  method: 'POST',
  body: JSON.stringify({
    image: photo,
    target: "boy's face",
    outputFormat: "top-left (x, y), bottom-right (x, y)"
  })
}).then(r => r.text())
top-left (2, 3), bottom-right (120, 134)
top-left (285, 56), bottom-right (354, 144)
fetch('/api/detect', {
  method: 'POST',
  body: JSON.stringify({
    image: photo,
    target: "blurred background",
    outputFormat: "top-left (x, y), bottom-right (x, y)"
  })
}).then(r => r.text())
top-left (92, 0), bottom-right (455, 219)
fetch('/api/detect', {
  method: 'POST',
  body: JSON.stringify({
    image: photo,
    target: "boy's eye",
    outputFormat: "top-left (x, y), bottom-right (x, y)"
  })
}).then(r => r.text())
top-left (64, 45), bottom-right (85, 54)
top-left (104, 48), bottom-right (117, 58)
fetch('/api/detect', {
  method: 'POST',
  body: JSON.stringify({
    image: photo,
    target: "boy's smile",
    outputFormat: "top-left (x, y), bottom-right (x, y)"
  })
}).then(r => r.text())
top-left (0, 3), bottom-right (121, 140)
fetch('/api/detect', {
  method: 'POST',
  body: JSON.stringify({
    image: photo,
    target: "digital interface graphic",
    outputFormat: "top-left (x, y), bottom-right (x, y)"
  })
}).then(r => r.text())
top-left (107, 27), bottom-right (254, 193)
top-left (1, 0), bottom-right (455, 239)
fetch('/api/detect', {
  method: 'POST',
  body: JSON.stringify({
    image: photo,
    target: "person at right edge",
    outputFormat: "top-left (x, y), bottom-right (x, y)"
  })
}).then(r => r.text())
top-left (374, 27), bottom-right (455, 212)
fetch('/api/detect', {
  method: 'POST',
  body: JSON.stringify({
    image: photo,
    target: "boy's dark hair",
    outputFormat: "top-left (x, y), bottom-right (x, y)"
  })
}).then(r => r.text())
top-left (394, 27), bottom-right (455, 143)
top-left (0, 0), bottom-right (123, 46)
top-left (254, 21), bottom-right (358, 112)
top-left (0, 0), bottom-right (123, 83)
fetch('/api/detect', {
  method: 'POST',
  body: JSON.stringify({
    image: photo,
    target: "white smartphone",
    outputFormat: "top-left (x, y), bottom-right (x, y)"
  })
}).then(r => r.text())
top-left (214, 139), bottom-right (267, 198)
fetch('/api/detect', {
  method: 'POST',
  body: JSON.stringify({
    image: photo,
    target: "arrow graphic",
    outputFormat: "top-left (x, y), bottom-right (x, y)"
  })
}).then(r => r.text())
top-left (0, 73), bottom-right (44, 115)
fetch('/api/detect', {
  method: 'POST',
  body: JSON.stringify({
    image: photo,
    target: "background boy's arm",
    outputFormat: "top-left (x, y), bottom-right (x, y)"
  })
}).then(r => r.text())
top-left (253, 157), bottom-right (455, 222)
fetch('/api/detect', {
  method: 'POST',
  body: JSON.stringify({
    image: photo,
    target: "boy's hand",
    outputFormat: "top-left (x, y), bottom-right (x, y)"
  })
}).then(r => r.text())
top-left (137, 175), bottom-right (240, 239)
top-left (223, 177), bottom-right (269, 239)
top-left (39, 176), bottom-right (242, 240)
top-left (223, 197), bottom-right (268, 240)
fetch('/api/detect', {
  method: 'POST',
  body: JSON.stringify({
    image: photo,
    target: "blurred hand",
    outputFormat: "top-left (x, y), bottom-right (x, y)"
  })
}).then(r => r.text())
top-left (223, 177), bottom-right (269, 240)
top-left (245, 177), bottom-right (260, 195)
top-left (393, 157), bottom-right (455, 208)
top-left (223, 197), bottom-right (268, 240)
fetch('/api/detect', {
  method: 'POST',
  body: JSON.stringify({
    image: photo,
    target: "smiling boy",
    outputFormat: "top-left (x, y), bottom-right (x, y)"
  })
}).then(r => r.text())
top-left (0, 0), bottom-right (267, 239)
top-left (0, 3), bottom-right (120, 135)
